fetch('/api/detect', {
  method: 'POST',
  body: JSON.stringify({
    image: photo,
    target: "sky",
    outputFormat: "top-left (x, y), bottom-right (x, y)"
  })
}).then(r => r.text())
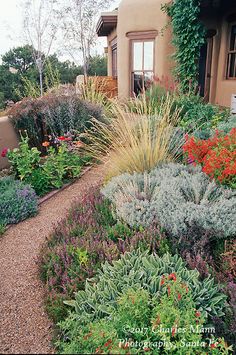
top-left (0, 0), bottom-right (120, 63)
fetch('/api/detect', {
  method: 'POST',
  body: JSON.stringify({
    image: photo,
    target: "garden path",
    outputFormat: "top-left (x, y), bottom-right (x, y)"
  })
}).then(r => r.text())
top-left (0, 163), bottom-right (106, 354)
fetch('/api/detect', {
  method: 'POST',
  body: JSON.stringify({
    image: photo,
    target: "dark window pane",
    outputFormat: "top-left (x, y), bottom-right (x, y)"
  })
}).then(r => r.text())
top-left (228, 53), bottom-right (236, 78)
top-left (133, 72), bottom-right (143, 95)
top-left (112, 47), bottom-right (117, 77)
top-left (230, 25), bottom-right (236, 51)
top-left (144, 72), bottom-right (154, 90)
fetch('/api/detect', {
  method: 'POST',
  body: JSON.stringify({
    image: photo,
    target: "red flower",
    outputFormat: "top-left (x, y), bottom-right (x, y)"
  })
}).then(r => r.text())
top-left (183, 129), bottom-right (236, 187)
top-left (168, 273), bottom-right (177, 281)
top-left (104, 339), bottom-right (112, 347)
top-left (177, 293), bottom-right (182, 301)
top-left (210, 343), bottom-right (217, 349)
top-left (195, 311), bottom-right (201, 318)
top-left (160, 275), bottom-right (165, 286)
top-left (144, 347), bottom-right (151, 352)
top-left (1, 147), bottom-right (8, 157)
top-left (171, 327), bottom-right (176, 337)
top-left (58, 136), bottom-right (66, 141)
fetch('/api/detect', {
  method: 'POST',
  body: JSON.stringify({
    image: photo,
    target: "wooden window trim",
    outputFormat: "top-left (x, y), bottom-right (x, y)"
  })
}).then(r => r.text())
top-left (226, 22), bottom-right (236, 80)
top-left (126, 30), bottom-right (158, 40)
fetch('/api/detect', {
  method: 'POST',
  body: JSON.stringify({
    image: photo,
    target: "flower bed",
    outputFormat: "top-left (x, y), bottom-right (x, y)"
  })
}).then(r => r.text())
top-left (39, 188), bottom-right (169, 322)
top-left (37, 93), bottom-right (235, 353)
top-left (1, 133), bottom-right (90, 197)
top-left (183, 129), bottom-right (236, 189)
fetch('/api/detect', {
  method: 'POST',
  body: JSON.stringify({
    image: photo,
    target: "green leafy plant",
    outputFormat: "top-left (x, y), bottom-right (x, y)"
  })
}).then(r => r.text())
top-left (162, 0), bottom-right (206, 91)
top-left (57, 253), bottom-right (230, 354)
top-left (0, 223), bottom-right (6, 236)
top-left (5, 133), bottom-right (83, 195)
top-left (42, 145), bottom-right (81, 189)
top-left (7, 133), bottom-right (41, 181)
top-left (66, 251), bottom-right (226, 322)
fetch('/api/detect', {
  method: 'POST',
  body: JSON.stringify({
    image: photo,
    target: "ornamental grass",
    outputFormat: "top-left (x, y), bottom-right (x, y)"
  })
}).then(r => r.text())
top-left (85, 95), bottom-right (182, 178)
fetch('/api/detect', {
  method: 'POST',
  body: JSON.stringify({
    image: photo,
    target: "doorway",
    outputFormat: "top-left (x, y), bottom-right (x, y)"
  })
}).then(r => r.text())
top-left (199, 30), bottom-right (216, 101)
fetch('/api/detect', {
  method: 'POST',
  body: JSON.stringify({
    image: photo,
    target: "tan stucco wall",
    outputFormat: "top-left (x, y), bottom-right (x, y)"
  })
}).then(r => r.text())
top-left (104, 0), bottom-right (236, 107)
top-left (214, 20), bottom-right (236, 107)
top-left (0, 116), bottom-right (18, 170)
top-left (117, 0), bottom-right (174, 98)
top-left (107, 28), bottom-right (117, 77)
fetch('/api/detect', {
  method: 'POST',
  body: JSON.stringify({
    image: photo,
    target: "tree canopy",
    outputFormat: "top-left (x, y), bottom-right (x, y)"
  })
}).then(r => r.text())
top-left (0, 45), bottom-right (107, 108)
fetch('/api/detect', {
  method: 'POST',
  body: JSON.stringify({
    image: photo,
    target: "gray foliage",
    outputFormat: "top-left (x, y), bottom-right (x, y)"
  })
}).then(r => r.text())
top-left (102, 163), bottom-right (236, 240)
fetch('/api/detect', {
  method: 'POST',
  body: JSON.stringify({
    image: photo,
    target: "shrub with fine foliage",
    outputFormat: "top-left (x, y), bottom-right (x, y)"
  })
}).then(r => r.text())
top-left (9, 94), bottom-right (103, 149)
top-left (0, 176), bottom-right (38, 225)
top-left (102, 163), bottom-right (236, 240)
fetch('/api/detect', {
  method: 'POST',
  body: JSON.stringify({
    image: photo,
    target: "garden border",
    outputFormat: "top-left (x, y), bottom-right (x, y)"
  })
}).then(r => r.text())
top-left (4, 164), bottom-right (92, 232)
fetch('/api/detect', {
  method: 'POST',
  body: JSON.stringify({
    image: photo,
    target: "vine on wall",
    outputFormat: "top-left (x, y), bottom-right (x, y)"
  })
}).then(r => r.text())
top-left (163, 0), bottom-right (206, 92)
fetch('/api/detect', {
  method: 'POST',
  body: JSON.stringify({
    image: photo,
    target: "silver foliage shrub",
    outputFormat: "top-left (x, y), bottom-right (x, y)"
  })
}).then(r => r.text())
top-left (102, 163), bottom-right (236, 240)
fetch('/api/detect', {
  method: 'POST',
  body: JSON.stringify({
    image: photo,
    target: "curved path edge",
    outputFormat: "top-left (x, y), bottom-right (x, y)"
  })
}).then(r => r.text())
top-left (0, 163), bottom-right (106, 354)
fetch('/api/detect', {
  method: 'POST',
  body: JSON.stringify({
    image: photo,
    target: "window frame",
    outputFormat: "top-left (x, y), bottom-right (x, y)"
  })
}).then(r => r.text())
top-left (126, 31), bottom-right (157, 96)
top-left (226, 22), bottom-right (236, 80)
top-left (111, 37), bottom-right (117, 78)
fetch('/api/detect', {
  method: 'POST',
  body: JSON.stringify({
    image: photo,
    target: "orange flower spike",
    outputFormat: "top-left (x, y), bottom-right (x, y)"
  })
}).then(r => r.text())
top-left (42, 141), bottom-right (50, 147)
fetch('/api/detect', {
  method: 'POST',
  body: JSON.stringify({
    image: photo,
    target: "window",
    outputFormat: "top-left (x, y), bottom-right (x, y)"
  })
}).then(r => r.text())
top-left (226, 24), bottom-right (236, 79)
top-left (112, 45), bottom-right (117, 77)
top-left (131, 40), bottom-right (154, 95)
top-left (111, 38), bottom-right (117, 78)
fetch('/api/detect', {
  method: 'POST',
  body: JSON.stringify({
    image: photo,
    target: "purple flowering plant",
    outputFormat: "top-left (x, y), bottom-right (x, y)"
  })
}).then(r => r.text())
top-left (39, 186), bottom-right (170, 322)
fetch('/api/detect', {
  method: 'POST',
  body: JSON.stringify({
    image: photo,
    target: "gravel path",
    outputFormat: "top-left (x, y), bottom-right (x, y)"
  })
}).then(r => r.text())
top-left (0, 164), bottom-right (106, 354)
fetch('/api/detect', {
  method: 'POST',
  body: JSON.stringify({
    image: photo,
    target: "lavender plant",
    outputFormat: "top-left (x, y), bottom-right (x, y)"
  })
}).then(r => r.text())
top-left (102, 163), bottom-right (236, 241)
top-left (0, 176), bottom-right (38, 225)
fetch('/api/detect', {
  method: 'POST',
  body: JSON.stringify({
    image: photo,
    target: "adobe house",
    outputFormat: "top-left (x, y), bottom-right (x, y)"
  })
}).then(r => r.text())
top-left (96, 0), bottom-right (236, 108)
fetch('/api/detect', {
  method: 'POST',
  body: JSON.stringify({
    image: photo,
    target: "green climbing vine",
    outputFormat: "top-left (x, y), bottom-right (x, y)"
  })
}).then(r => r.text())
top-left (163, 0), bottom-right (206, 92)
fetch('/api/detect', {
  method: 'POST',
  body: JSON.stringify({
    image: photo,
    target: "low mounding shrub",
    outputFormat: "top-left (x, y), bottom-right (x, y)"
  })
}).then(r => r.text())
top-left (183, 129), bottom-right (236, 189)
top-left (102, 163), bottom-right (236, 240)
top-left (58, 283), bottom-right (231, 354)
top-left (193, 115), bottom-right (236, 141)
top-left (0, 176), bottom-right (38, 225)
top-left (9, 94), bottom-right (103, 149)
top-left (174, 93), bottom-right (229, 132)
top-left (57, 251), bottom-right (229, 354)
top-left (40, 189), bottom-right (169, 322)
